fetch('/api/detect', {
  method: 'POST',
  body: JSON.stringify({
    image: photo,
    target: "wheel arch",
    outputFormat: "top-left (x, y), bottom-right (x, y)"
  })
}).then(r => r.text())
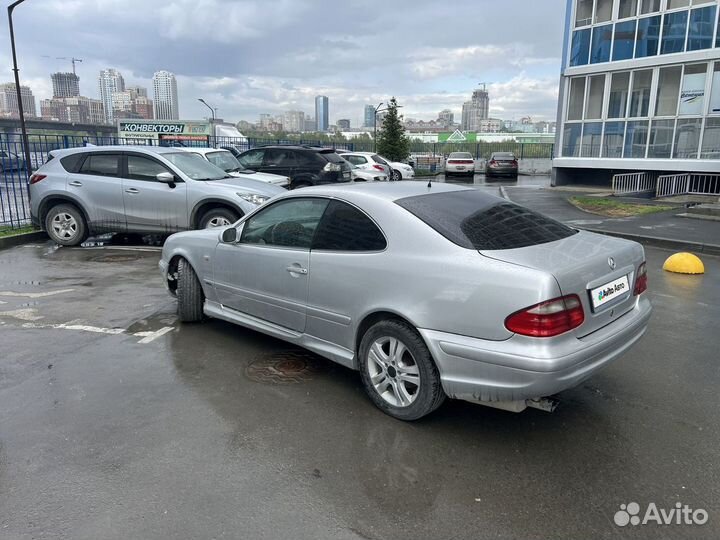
top-left (38, 195), bottom-right (90, 230)
top-left (354, 309), bottom-right (424, 364)
top-left (190, 199), bottom-right (244, 229)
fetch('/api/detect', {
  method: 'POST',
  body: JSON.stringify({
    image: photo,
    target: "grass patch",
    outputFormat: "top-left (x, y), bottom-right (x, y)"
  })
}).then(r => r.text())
top-left (568, 196), bottom-right (673, 218)
top-left (0, 225), bottom-right (36, 238)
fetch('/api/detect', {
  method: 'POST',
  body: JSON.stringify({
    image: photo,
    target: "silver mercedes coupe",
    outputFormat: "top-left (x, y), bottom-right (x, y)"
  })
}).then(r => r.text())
top-left (159, 183), bottom-right (652, 420)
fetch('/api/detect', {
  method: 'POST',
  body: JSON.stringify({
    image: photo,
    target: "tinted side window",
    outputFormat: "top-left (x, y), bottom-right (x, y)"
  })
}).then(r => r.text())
top-left (238, 149), bottom-right (264, 168)
top-left (346, 155), bottom-right (367, 165)
top-left (396, 191), bottom-right (577, 250)
top-left (241, 198), bottom-right (329, 249)
top-left (126, 155), bottom-right (171, 181)
top-left (79, 154), bottom-right (119, 176)
top-left (295, 151), bottom-right (321, 167)
top-left (312, 201), bottom-right (387, 252)
top-left (263, 149), bottom-right (296, 167)
top-left (372, 155), bottom-right (389, 165)
top-left (60, 153), bottom-right (85, 173)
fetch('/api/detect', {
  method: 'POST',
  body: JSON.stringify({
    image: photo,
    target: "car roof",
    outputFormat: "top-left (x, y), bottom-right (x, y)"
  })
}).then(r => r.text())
top-left (343, 151), bottom-right (376, 156)
top-left (281, 180), bottom-right (483, 203)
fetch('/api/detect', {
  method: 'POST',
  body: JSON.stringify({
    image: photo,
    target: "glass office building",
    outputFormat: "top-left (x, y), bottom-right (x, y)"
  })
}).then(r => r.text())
top-left (554, 0), bottom-right (720, 185)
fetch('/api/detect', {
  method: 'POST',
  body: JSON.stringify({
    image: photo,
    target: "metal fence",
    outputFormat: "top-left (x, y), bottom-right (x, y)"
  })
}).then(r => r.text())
top-left (0, 131), bottom-right (555, 229)
top-left (611, 172), bottom-right (659, 196)
top-left (656, 173), bottom-right (720, 198)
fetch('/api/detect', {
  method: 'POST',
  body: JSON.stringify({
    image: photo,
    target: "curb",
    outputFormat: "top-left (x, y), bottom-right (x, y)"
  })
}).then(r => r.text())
top-left (499, 186), bottom-right (720, 256)
top-left (0, 230), bottom-right (47, 251)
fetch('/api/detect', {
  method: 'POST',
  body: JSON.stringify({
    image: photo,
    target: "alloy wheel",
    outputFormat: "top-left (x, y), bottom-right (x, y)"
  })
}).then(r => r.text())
top-left (51, 212), bottom-right (78, 240)
top-left (367, 336), bottom-right (420, 407)
top-left (206, 216), bottom-right (232, 228)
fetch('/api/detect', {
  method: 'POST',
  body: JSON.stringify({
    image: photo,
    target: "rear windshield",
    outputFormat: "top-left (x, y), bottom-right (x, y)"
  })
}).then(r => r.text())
top-left (395, 190), bottom-right (578, 250)
top-left (318, 150), bottom-right (345, 163)
top-left (493, 153), bottom-right (515, 159)
top-left (449, 152), bottom-right (473, 159)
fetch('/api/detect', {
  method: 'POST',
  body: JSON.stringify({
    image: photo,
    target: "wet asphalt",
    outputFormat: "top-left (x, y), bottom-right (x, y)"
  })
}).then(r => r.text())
top-left (0, 236), bottom-right (718, 540)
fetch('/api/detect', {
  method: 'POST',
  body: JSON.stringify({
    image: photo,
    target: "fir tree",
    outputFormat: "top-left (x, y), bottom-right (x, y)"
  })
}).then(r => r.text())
top-left (376, 97), bottom-right (410, 162)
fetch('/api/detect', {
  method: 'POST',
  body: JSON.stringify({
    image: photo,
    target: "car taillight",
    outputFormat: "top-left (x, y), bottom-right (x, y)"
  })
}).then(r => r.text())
top-left (323, 162), bottom-right (342, 172)
top-left (373, 164), bottom-right (384, 171)
top-left (634, 262), bottom-right (647, 296)
top-left (29, 174), bottom-right (47, 184)
top-left (505, 294), bottom-right (585, 338)
top-left (489, 159), bottom-right (497, 165)
top-left (512, 159), bottom-right (518, 166)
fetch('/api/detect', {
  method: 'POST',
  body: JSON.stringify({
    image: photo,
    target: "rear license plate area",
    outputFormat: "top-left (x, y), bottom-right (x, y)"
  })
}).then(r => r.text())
top-left (590, 275), bottom-right (630, 311)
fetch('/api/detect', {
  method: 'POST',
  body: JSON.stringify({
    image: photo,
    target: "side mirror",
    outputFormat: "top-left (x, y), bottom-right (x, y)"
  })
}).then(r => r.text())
top-left (221, 227), bottom-right (237, 243)
top-left (156, 172), bottom-right (175, 184)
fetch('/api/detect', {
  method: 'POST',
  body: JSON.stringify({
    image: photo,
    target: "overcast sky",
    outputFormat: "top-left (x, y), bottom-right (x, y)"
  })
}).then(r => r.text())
top-left (0, 0), bottom-right (567, 126)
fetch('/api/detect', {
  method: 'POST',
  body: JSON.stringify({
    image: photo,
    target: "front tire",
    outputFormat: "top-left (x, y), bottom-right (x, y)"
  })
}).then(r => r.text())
top-left (392, 169), bottom-right (402, 181)
top-left (45, 203), bottom-right (87, 246)
top-left (358, 320), bottom-right (445, 421)
top-left (199, 208), bottom-right (239, 229)
top-left (177, 258), bottom-right (204, 322)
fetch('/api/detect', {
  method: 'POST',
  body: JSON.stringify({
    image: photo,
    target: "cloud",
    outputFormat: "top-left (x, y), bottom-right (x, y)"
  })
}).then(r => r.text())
top-left (0, 0), bottom-right (566, 123)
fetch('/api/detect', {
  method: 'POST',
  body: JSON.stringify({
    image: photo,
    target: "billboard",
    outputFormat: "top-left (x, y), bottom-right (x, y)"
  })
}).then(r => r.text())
top-left (679, 72), bottom-right (706, 116)
top-left (438, 130), bottom-right (477, 143)
top-left (117, 120), bottom-right (212, 143)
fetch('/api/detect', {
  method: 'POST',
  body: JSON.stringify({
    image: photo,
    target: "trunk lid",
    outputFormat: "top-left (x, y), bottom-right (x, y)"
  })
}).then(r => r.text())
top-left (480, 230), bottom-right (644, 337)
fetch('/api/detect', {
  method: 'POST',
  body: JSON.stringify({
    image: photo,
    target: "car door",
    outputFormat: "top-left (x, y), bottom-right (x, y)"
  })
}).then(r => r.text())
top-left (68, 152), bottom-right (127, 232)
top-left (305, 200), bottom-right (388, 350)
top-left (121, 153), bottom-right (188, 233)
top-left (261, 148), bottom-right (296, 179)
top-left (212, 197), bottom-right (330, 333)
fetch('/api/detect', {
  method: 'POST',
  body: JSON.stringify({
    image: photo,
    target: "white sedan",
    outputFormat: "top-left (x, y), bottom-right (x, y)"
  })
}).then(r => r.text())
top-left (339, 151), bottom-right (414, 181)
top-left (184, 148), bottom-right (290, 187)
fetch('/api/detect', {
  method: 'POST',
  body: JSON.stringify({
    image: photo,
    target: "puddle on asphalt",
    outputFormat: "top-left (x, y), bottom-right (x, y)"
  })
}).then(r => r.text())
top-left (80, 233), bottom-right (166, 249)
top-left (125, 311), bottom-right (178, 334)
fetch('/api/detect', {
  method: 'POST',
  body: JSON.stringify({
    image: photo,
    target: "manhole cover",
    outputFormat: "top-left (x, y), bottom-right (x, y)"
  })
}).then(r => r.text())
top-left (245, 350), bottom-right (325, 384)
top-left (91, 253), bottom-right (141, 263)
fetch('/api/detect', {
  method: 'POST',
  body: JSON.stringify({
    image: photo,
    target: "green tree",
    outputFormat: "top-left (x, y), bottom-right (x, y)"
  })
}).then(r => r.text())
top-left (376, 97), bottom-right (410, 161)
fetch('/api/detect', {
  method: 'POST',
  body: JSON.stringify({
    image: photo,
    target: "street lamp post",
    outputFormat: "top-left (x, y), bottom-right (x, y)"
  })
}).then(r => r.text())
top-left (198, 98), bottom-right (216, 121)
top-left (373, 102), bottom-right (383, 153)
top-left (7, 0), bottom-right (33, 190)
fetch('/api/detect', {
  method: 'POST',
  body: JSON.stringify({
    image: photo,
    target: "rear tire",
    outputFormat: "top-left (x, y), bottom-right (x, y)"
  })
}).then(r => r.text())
top-left (358, 319), bottom-right (445, 421)
top-left (177, 258), bottom-right (204, 322)
top-left (291, 181), bottom-right (312, 190)
top-left (45, 203), bottom-right (87, 246)
top-left (198, 208), bottom-right (239, 229)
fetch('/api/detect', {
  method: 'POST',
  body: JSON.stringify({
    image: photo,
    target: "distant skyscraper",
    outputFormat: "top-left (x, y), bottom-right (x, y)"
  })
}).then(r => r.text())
top-left (98, 68), bottom-right (125, 124)
top-left (51, 72), bottom-right (80, 98)
top-left (461, 87), bottom-right (490, 131)
top-left (284, 110), bottom-right (305, 132)
top-left (0, 83), bottom-right (37, 117)
top-left (437, 109), bottom-right (454, 127)
top-left (315, 96), bottom-right (329, 131)
top-left (152, 70), bottom-right (179, 120)
top-left (337, 119), bottom-right (350, 130)
top-left (112, 86), bottom-right (153, 120)
top-left (364, 104), bottom-right (375, 128)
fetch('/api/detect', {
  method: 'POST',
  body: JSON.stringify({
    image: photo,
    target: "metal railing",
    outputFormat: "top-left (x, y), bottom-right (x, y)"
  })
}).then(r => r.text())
top-left (611, 172), bottom-right (659, 196)
top-left (656, 173), bottom-right (720, 198)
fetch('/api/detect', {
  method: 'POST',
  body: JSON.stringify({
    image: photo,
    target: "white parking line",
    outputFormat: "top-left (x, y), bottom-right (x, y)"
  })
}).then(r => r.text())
top-left (22, 321), bottom-right (125, 334)
top-left (135, 326), bottom-right (174, 344)
top-left (0, 308), bottom-right (44, 321)
top-left (0, 288), bottom-right (75, 298)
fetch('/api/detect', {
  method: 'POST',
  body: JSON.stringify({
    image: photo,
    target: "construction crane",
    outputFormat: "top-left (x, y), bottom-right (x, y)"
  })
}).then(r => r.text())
top-left (56, 57), bottom-right (83, 75)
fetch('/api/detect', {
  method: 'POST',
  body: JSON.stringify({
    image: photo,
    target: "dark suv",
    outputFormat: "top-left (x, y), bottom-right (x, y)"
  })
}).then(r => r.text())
top-left (230, 145), bottom-right (352, 189)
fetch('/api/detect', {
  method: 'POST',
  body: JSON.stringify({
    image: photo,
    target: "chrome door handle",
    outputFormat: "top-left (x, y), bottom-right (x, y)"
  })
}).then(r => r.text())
top-left (69, 180), bottom-right (83, 187)
top-left (125, 188), bottom-right (139, 194)
top-left (286, 266), bottom-right (308, 275)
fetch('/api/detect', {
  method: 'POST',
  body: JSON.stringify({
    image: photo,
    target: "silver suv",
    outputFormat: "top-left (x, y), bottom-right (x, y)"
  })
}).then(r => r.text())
top-left (29, 146), bottom-right (286, 246)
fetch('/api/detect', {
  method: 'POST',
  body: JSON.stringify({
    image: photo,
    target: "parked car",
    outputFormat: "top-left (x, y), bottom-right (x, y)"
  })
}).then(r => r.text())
top-left (349, 163), bottom-right (388, 182)
top-left (444, 152), bottom-right (475, 178)
top-left (485, 152), bottom-right (519, 179)
top-left (338, 151), bottom-right (414, 181)
top-left (0, 149), bottom-right (25, 172)
top-left (183, 147), bottom-right (290, 187)
top-left (30, 146), bottom-right (285, 246)
top-left (160, 182), bottom-right (652, 421)
top-left (234, 145), bottom-right (352, 189)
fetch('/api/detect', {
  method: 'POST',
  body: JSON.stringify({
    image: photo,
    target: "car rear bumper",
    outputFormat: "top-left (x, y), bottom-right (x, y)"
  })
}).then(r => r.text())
top-left (419, 296), bottom-right (652, 403)
top-left (486, 167), bottom-right (518, 176)
top-left (445, 164), bottom-right (475, 174)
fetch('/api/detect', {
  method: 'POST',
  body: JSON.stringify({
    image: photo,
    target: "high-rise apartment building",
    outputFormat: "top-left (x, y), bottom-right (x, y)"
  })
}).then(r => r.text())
top-left (152, 70), bottom-right (179, 120)
top-left (112, 86), bottom-right (153, 120)
top-left (40, 96), bottom-right (104, 124)
top-left (0, 83), bottom-right (37, 118)
top-left (284, 110), bottom-right (305, 132)
top-left (51, 72), bottom-right (80, 98)
top-left (437, 109), bottom-right (455, 128)
top-left (315, 95), bottom-right (329, 131)
top-left (554, 0), bottom-right (720, 186)
top-left (337, 119), bottom-right (351, 130)
top-left (364, 104), bottom-right (376, 127)
top-left (460, 87), bottom-right (490, 131)
top-left (98, 68), bottom-right (125, 124)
